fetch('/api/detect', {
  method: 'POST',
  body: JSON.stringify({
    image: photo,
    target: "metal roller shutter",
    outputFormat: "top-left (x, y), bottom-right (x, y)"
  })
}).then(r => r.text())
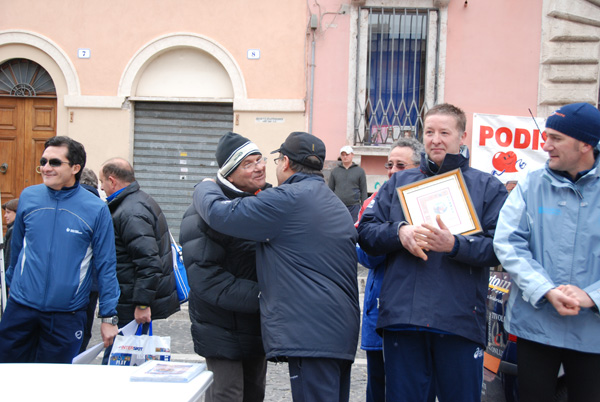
top-left (133, 101), bottom-right (233, 239)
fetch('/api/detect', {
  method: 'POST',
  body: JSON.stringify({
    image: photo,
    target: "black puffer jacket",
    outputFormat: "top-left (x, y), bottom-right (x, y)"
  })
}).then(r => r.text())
top-left (3, 222), bottom-right (13, 268)
top-left (107, 181), bottom-right (179, 323)
top-left (179, 178), bottom-right (269, 360)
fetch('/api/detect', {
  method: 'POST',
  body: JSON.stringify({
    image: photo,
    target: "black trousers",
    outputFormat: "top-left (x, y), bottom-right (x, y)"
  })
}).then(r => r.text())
top-left (517, 337), bottom-right (600, 402)
top-left (288, 356), bottom-right (352, 402)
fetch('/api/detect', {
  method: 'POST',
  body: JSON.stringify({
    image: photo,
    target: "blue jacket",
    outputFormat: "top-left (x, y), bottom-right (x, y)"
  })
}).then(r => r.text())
top-left (195, 173), bottom-right (360, 361)
top-left (357, 245), bottom-right (386, 351)
top-left (7, 183), bottom-right (119, 316)
top-left (358, 148), bottom-right (507, 345)
top-left (493, 157), bottom-right (600, 353)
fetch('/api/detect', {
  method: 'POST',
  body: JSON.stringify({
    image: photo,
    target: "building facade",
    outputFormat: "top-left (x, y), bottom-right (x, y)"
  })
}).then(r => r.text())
top-left (1, 0), bottom-right (599, 235)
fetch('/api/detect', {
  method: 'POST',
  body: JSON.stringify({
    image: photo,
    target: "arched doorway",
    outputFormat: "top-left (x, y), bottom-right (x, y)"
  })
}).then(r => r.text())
top-left (0, 58), bottom-right (57, 209)
top-left (121, 35), bottom-right (242, 238)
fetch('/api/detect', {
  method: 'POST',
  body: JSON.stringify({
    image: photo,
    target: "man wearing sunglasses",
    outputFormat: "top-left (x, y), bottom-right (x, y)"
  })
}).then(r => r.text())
top-left (0, 136), bottom-right (120, 363)
top-left (355, 137), bottom-right (424, 402)
top-left (180, 132), bottom-right (270, 402)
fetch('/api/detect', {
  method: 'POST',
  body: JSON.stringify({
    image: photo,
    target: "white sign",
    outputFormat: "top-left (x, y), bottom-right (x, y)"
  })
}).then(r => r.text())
top-left (77, 49), bottom-right (91, 59)
top-left (247, 49), bottom-right (260, 60)
top-left (471, 113), bottom-right (548, 183)
top-left (255, 117), bottom-right (284, 123)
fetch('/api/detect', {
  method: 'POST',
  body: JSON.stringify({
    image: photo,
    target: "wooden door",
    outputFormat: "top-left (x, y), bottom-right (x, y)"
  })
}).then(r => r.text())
top-left (0, 97), bottom-right (56, 210)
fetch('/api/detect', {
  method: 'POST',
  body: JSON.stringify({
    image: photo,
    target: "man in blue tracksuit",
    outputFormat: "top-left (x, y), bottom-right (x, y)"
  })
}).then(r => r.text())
top-left (494, 102), bottom-right (600, 402)
top-left (358, 104), bottom-right (507, 402)
top-left (195, 132), bottom-right (360, 402)
top-left (0, 136), bottom-right (120, 363)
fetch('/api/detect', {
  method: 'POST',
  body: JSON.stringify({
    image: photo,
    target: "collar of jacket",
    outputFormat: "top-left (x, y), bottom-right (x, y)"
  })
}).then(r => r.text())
top-left (284, 172), bottom-right (324, 185)
top-left (543, 150), bottom-right (600, 188)
top-left (45, 181), bottom-right (81, 200)
top-left (216, 173), bottom-right (272, 199)
top-left (420, 145), bottom-right (470, 177)
top-left (107, 181), bottom-right (139, 210)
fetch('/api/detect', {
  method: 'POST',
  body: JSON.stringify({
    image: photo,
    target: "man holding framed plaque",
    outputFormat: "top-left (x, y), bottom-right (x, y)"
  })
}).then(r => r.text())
top-left (358, 103), bottom-right (507, 402)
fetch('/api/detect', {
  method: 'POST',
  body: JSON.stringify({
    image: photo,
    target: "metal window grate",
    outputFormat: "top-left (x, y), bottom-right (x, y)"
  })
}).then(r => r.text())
top-left (355, 8), bottom-right (429, 145)
top-left (0, 59), bottom-right (56, 97)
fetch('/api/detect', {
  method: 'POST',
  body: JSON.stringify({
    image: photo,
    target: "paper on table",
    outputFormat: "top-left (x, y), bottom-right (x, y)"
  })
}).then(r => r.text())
top-left (130, 360), bottom-right (207, 383)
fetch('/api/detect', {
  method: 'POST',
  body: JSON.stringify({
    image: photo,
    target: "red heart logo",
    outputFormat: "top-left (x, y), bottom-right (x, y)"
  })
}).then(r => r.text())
top-left (492, 151), bottom-right (518, 173)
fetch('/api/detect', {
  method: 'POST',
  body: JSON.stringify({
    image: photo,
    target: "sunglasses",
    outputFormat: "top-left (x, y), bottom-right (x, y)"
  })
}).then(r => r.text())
top-left (39, 158), bottom-right (71, 168)
top-left (384, 162), bottom-right (415, 170)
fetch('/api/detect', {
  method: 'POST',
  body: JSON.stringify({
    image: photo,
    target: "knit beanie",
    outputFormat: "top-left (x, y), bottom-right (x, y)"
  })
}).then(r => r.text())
top-left (545, 102), bottom-right (600, 147)
top-left (216, 132), bottom-right (261, 177)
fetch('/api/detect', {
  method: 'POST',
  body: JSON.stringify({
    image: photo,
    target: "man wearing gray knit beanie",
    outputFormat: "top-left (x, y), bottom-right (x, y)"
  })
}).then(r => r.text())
top-left (494, 102), bottom-right (600, 401)
top-left (180, 131), bottom-right (269, 402)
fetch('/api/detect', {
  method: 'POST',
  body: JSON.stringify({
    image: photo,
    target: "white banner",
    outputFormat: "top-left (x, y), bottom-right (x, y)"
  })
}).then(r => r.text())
top-left (472, 113), bottom-right (548, 183)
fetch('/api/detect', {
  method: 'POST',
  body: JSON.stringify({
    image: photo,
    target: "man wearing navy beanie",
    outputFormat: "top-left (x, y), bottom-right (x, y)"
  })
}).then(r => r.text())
top-left (494, 102), bottom-right (600, 401)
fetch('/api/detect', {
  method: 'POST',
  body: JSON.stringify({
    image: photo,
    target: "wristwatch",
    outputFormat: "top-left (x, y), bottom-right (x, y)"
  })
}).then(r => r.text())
top-left (100, 315), bottom-right (119, 325)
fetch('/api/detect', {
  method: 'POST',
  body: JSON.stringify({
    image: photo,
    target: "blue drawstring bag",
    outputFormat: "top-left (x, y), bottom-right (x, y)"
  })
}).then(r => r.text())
top-left (169, 231), bottom-right (190, 304)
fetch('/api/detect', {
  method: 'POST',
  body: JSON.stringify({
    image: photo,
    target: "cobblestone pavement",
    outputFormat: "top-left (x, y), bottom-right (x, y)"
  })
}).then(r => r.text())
top-left (89, 266), bottom-right (370, 401)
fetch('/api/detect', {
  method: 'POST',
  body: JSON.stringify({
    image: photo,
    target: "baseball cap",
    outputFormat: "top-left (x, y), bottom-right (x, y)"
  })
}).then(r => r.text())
top-left (271, 132), bottom-right (326, 170)
top-left (340, 145), bottom-right (353, 154)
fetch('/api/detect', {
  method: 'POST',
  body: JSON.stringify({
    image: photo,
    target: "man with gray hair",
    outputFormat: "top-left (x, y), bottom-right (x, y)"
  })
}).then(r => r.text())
top-left (355, 137), bottom-right (424, 402)
top-left (99, 158), bottom-right (179, 363)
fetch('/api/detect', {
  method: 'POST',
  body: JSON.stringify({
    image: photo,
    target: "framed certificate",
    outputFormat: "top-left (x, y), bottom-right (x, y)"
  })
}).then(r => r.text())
top-left (396, 168), bottom-right (482, 236)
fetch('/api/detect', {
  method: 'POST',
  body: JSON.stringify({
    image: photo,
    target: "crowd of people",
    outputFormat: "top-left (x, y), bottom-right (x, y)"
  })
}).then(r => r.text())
top-left (1, 101), bottom-right (599, 402)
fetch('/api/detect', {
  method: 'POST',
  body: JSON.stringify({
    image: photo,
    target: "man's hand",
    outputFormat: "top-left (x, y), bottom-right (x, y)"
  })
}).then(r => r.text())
top-left (545, 288), bottom-right (581, 316)
top-left (414, 215), bottom-right (456, 253)
top-left (100, 323), bottom-right (119, 348)
top-left (557, 284), bottom-right (595, 308)
top-left (135, 306), bottom-right (152, 324)
top-left (399, 224), bottom-right (428, 261)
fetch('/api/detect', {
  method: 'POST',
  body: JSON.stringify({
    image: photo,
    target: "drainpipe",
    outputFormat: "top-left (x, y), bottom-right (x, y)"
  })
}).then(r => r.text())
top-left (309, 14), bottom-right (318, 133)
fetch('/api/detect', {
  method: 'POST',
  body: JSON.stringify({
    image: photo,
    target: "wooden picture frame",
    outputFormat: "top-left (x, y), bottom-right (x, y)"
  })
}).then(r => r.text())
top-left (396, 168), bottom-right (482, 236)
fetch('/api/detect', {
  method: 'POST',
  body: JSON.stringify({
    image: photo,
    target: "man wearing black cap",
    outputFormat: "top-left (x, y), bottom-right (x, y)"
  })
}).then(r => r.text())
top-left (180, 132), bottom-right (269, 402)
top-left (193, 131), bottom-right (360, 402)
top-left (494, 102), bottom-right (600, 401)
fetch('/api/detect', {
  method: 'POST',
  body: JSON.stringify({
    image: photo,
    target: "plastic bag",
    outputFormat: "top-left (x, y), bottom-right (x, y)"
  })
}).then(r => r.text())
top-left (108, 322), bottom-right (171, 366)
